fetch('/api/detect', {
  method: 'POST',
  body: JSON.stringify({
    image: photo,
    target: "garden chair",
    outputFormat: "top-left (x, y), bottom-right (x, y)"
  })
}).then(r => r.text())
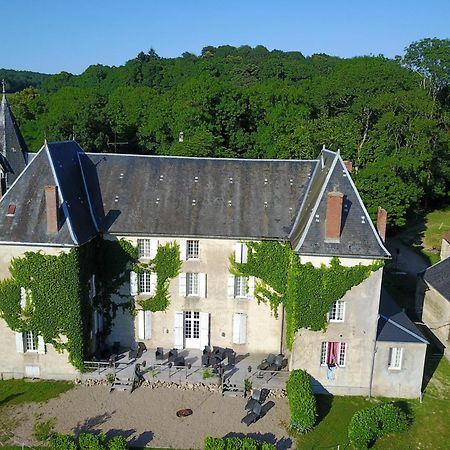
top-left (201, 353), bottom-right (211, 367)
top-left (268, 354), bottom-right (285, 371)
top-left (245, 389), bottom-right (262, 411)
top-left (155, 347), bottom-right (164, 361)
top-left (241, 402), bottom-right (262, 426)
top-left (168, 348), bottom-right (178, 363)
top-left (227, 351), bottom-right (236, 367)
top-left (257, 353), bottom-right (276, 370)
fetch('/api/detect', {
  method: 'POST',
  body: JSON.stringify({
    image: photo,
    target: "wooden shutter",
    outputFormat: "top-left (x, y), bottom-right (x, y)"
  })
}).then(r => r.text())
top-left (199, 312), bottom-right (209, 349)
top-left (199, 273), bottom-right (207, 298)
top-left (180, 240), bottom-right (187, 261)
top-left (15, 332), bottom-right (24, 353)
top-left (137, 310), bottom-right (145, 340)
top-left (179, 273), bottom-right (187, 296)
top-left (242, 243), bottom-right (248, 263)
top-left (174, 311), bottom-right (184, 349)
top-left (228, 275), bottom-right (236, 298)
top-left (37, 335), bottom-right (46, 354)
top-left (150, 272), bottom-right (157, 295)
top-left (150, 239), bottom-right (158, 259)
top-left (20, 287), bottom-right (27, 309)
top-left (233, 313), bottom-right (247, 344)
top-left (130, 271), bottom-right (138, 295)
top-left (248, 276), bottom-right (255, 298)
top-left (235, 243), bottom-right (242, 263)
top-left (138, 310), bottom-right (151, 340)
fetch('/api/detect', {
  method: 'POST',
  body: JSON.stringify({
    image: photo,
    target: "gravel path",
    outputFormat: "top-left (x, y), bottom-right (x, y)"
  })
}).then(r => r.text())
top-left (11, 385), bottom-right (293, 449)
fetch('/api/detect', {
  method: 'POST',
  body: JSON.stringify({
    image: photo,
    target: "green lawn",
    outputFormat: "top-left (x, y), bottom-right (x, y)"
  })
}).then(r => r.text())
top-left (0, 379), bottom-right (73, 407)
top-left (295, 358), bottom-right (450, 449)
top-left (422, 206), bottom-right (450, 251)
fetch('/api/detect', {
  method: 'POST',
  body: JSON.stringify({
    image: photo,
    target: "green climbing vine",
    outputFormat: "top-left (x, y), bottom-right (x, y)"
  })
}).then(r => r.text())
top-left (136, 242), bottom-right (181, 312)
top-left (231, 241), bottom-right (383, 349)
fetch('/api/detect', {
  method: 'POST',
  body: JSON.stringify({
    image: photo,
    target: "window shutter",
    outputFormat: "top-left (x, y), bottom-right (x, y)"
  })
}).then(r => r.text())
top-left (150, 272), bottom-right (157, 295)
top-left (137, 310), bottom-right (145, 340)
top-left (15, 332), bottom-right (24, 353)
top-left (248, 276), bottom-right (255, 298)
top-left (228, 275), bottom-right (236, 298)
top-left (144, 311), bottom-right (152, 339)
top-left (242, 243), bottom-right (248, 263)
top-left (20, 287), bottom-right (27, 309)
top-left (235, 243), bottom-right (242, 263)
top-left (37, 335), bottom-right (46, 354)
top-left (174, 311), bottom-right (184, 349)
top-left (150, 239), bottom-right (158, 259)
top-left (199, 312), bottom-right (209, 349)
top-left (233, 313), bottom-right (247, 344)
top-left (180, 240), bottom-right (187, 261)
top-left (199, 273), bottom-right (207, 298)
top-left (130, 271), bottom-right (138, 296)
top-left (179, 273), bottom-right (187, 296)
top-left (90, 275), bottom-right (96, 299)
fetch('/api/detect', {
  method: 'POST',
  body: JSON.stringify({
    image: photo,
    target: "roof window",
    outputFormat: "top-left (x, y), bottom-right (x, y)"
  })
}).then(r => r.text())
top-left (7, 203), bottom-right (16, 216)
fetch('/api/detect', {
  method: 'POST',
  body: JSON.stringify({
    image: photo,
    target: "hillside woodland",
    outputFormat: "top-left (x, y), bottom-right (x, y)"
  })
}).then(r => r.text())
top-left (4, 38), bottom-right (450, 228)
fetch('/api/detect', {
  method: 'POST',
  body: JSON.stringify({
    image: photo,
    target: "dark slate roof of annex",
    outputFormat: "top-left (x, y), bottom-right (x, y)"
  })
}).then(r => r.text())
top-left (294, 154), bottom-right (389, 258)
top-left (0, 95), bottom-right (28, 185)
top-left (377, 290), bottom-right (428, 344)
top-left (80, 152), bottom-right (316, 239)
top-left (423, 257), bottom-right (450, 301)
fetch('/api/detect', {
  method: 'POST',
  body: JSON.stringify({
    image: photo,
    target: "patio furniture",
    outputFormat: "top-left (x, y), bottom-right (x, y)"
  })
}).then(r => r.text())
top-left (257, 353), bottom-right (276, 370)
top-left (267, 354), bottom-right (286, 371)
top-left (155, 347), bottom-right (164, 361)
top-left (241, 402), bottom-right (262, 426)
top-left (128, 342), bottom-right (147, 361)
top-left (227, 351), bottom-right (236, 367)
top-left (173, 356), bottom-right (185, 367)
top-left (203, 345), bottom-right (212, 355)
top-left (168, 348), bottom-right (178, 363)
top-left (201, 353), bottom-right (210, 367)
top-left (245, 389), bottom-right (262, 411)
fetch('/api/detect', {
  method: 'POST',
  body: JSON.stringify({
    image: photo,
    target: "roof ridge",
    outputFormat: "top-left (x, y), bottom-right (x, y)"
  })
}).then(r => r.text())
top-left (380, 313), bottom-right (428, 344)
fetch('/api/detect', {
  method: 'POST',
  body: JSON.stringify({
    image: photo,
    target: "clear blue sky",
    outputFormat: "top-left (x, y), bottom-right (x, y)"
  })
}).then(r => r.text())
top-left (4, 0), bottom-right (449, 74)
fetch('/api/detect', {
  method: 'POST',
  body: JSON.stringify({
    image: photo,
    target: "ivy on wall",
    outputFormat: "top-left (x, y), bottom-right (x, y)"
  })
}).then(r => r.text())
top-left (136, 242), bottom-right (181, 312)
top-left (231, 241), bottom-right (383, 349)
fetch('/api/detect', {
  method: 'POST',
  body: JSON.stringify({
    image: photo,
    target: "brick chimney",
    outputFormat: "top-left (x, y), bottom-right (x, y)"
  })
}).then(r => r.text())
top-left (344, 160), bottom-right (353, 174)
top-left (44, 185), bottom-right (59, 234)
top-left (377, 207), bottom-right (387, 242)
top-left (325, 191), bottom-right (344, 242)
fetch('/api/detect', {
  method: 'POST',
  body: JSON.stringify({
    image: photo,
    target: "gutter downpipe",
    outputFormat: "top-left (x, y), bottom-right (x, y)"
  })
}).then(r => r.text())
top-left (368, 313), bottom-right (380, 398)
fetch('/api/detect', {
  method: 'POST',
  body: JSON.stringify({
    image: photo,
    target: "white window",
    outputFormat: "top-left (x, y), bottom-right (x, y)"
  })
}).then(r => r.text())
top-left (328, 300), bottom-right (345, 322)
top-left (24, 331), bottom-right (38, 352)
top-left (187, 240), bottom-right (199, 259)
top-left (139, 272), bottom-right (156, 294)
top-left (138, 239), bottom-right (158, 259)
top-left (388, 347), bottom-right (403, 370)
top-left (320, 341), bottom-right (346, 367)
top-left (234, 276), bottom-right (247, 298)
top-left (186, 273), bottom-right (199, 296)
top-left (233, 312), bottom-right (247, 344)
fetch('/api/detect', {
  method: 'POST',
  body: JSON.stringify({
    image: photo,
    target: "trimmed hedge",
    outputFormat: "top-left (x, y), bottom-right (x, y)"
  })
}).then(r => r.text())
top-left (204, 436), bottom-right (276, 450)
top-left (49, 433), bottom-right (128, 450)
top-left (348, 403), bottom-right (409, 449)
top-left (286, 369), bottom-right (317, 433)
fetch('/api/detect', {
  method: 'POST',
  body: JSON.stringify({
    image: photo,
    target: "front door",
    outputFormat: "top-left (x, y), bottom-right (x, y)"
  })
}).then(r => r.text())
top-left (184, 311), bottom-right (200, 348)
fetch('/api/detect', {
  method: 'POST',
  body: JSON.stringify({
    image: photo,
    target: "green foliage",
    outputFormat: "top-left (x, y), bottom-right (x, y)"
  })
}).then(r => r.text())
top-left (33, 418), bottom-right (56, 441)
top-left (204, 436), bottom-right (276, 450)
top-left (137, 242), bottom-right (181, 312)
top-left (0, 246), bottom-right (96, 370)
top-left (49, 433), bottom-right (78, 450)
top-left (348, 403), bottom-right (409, 449)
top-left (287, 369), bottom-right (317, 433)
top-left (244, 378), bottom-right (253, 396)
top-left (232, 241), bottom-right (382, 348)
top-left (105, 373), bottom-right (115, 384)
top-left (202, 368), bottom-right (213, 379)
top-left (78, 432), bottom-right (106, 450)
top-left (107, 436), bottom-right (128, 450)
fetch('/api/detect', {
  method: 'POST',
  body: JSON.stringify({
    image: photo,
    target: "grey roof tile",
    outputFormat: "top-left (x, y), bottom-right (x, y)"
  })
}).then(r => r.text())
top-left (423, 257), bottom-right (450, 301)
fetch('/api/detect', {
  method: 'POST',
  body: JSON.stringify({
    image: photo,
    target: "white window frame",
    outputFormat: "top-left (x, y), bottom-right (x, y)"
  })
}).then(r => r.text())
top-left (388, 347), bottom-right (403, 370)
top-left (187, 240), bottom-right (199, 260)
top-left (234, 276), bottom-right (248, 298)
top-left (138, 271), bottom-right (153, 294)
top-left (328, 300), bottom-right (345, 322)
top-left (186, 272), bottom-right (199, 296)
top-left (24, 330), bottom-right (38, 353)
top-left (320, 341), bottom-right (347, 367)
top-left (138, 239), bottom-right (152, 259)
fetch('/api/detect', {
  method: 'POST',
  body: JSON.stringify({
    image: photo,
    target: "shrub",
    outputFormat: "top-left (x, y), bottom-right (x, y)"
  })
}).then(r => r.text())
top-left (286, 369), bottom-right (317, 433)
top-left (204, 436), bottom-right (275, 449)
top-left (108, 435), bottom-right (129, 450)
top-left (202, 368), bottom-right (213, 379)
top-left (78, 432), bottom-right (106, 450)
top-left (33, 417), bottom-right (56, 441)
top-left (348, 403), bottom-right (409, 449)
top-left (49, 433), bottom-right (78, 450)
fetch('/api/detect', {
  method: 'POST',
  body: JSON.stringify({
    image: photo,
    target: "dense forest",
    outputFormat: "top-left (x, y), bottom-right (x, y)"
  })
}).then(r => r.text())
top-left (4, 38), bottom-right (450, 228)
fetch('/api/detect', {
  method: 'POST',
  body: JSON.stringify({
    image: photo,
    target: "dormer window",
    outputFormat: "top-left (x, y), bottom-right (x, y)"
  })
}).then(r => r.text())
top-left (7, 203), bottom-right (16, 216)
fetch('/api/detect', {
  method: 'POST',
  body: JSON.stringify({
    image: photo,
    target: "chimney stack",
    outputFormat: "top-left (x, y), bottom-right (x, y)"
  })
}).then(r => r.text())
top-left (344, 160), bottom-right (353, 174)
top-left (325, 191), bottom-right (344, 242)
top-left (377, 207), bottom-right (387, 242)
top-left (44, 185), bottom-right (59, 234)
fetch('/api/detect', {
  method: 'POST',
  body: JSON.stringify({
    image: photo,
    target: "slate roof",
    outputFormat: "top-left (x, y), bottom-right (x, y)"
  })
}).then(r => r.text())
top-left (0, 140), bottom-right (391, 257)
top-left (377, 290), bottom-right (428, 344)
top-left (0, 94), bottom-right (28, 185)
top-left (423, 257), bottom-right (450, 301)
